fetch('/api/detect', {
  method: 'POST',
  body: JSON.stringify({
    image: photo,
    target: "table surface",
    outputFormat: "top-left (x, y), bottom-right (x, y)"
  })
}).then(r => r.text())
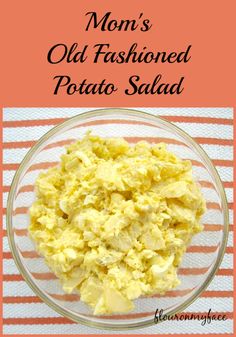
top-left (3, 107), bottom-right (233, 335)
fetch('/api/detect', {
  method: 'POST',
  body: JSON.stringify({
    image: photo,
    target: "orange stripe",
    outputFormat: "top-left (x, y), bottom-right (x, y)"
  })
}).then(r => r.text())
top-left (186, 246), bottom-right (233, 254)
top-left (211, 159), bottom-right (233, 167)
top-left (206, 202), bottom-right (233, 210)
top-left (3, 202), bottom-right (232, 216)
top-left (164, 116), bottom-right (233, 125)
top-left (3, 180), bottom-right (233, 193)
top-left (223, 181), bottom-right (233, 188)
top-left (3, 312), bottom-right (233, 324)
top-left (194, 137), bottom-right (232, 146)
top-left (206, 202), bottom-right (220, 210)
top-left (3, 136), bottom-right (233, 151)
top-left (200, 181), bottom-right (233, 189)
top-left (3, 207), bottom-right (28, 215)
top-left (3, 267), bottom-right (233, 283)
top-left (179, 268), bottom-right (233, 276)
top-left (208, 224), bottom-right (233, 231)
top-left (0, 205), bottom-right (219, 216)
top-left (3, 246), bottom-right (233, 260)
top-left (216, 269), bottom-right (233, 276)
top-left (45, 139), bottom-right (74, 150)
top-left (169, 290), bottom-right (233, 298)
top-left (4, 140), bottom-right (36, 149)
top-left (3, 185), bottom-right (34, 193)
top-left (3, 273), bottom-right (56, 281)
top-left (45, 311), bottom-right (236, 321)
top-left (3, 251), bottom-right (39, 259)
top-left (3, 290), bottom-right (233, 304)
top-left (50, 293), bottom-right (80, 302)
top-left (3, 118), bottom-right (152, 128)
top-left (4, 296), bottom-right (43, 303)
top-left (3, 158), bottom-right (233, 172)
top-left (3, 202), bottom-right (233, 215)
top-left (3, 162), bottom-right (58, 171)
top-left (201, 290), bottom-right (233, 297)
top-left (3, 229), bottom-right (28, 236)
top-left (3, 139), bottom-right (74, 150)
top-left (4, 224), bottom-right (232, 238)
top-left (3, 118), bottom-right (67, 127)
top-left (133, 136), bottom-right (232, 146)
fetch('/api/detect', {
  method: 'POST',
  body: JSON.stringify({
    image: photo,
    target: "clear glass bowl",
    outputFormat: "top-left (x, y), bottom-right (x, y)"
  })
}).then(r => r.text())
top-left (7, 108), bottom-right (229, 330)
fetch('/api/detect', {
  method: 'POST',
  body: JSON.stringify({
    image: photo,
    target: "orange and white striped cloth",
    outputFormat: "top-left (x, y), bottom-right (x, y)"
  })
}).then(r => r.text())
top-left (3, 108), bottom-right (233, 335)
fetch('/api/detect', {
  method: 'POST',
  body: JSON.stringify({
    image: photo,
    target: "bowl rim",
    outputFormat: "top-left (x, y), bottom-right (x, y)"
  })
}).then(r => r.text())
top-left (6, 107), bottom-right (229, 330)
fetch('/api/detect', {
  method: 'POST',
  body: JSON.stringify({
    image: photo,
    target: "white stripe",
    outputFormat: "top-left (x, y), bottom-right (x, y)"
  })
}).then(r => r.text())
top-left (3, 122), bottom-right (233, 143)
top-left (3, 276), bottom-right (232, 299)
top-left (194, 231), bottom-right (233, 247)
top-left (226, 232), bottom-right (233, 246)
top-left (141, 107), bottom-right (233, 119)
top-left (3, 297), bottom-right (233, 319)
top-left (3, 107), bottom-right (233, 121)
top-left (3, 319), bottom-right (233, 335)
top-left (3, 232), bottom-right (233, 253)
top-left (4, 259), bottom-right (49, 275)
top-left (201, 209), bottom-right (233, 225)
top-left (3, 125), bottom-right (54, 142)
top-left (3, 252), bottom-right (232, 276)
top-left (3, 143), bottom-right (233, 164)
top-left (3, 237), bottom-right (33, 252)
top-left (183, 231), bottom-right (233, 247)
top-left (174, 123), bottom-right (232, 139)
top-left (3, 185), bottom-right (232, 209)
top-left (2, 209), bottom-right (233, 231)
top-left (3, 281), bottom-right (36, 297)
top-left (194, 165), bottom-right (233, 182)
top-left (4, 215), bottom-right (29, 230)
top-left (4, 148), bottom-right (30, 163)
top-left (3, 303), bottom-right (60, 318)
top-left (3, 170), bottom-right (15, 186)
top-left (181, 253), bottom-right (232, 269)
top-left (207, 275), bottom-right (233, 291)
top-left (3, 319), bottom-right (234, 335)
top-left (200, 144), bottom-right (233, 160)
top-left (203, 209), bottom-right (233, 224)
top-left (3, 164), bottom-right (233, 188)
top-left (3, 192), bottom-right (35, 208)
top-left (224, 188), bottom-right (233, 202)
top-left (3, 107), bottom-right (93, 121)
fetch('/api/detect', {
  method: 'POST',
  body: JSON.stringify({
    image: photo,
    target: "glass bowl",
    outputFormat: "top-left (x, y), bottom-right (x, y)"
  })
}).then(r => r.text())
top-left (7, 108), bottom-right (229, 330)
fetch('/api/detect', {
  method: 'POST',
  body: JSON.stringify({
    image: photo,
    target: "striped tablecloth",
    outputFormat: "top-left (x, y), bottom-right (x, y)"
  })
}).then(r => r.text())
top-left (3, 107), bottom-right (233, 335)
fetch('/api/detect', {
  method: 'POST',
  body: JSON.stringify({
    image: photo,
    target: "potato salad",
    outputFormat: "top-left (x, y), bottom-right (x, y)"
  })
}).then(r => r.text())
top-left (29, 132), bottom-right (206, 315)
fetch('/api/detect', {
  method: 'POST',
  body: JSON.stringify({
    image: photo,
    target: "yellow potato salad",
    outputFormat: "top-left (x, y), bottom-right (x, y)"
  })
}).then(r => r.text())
top-left (29, 132), bottom-right (206, 315)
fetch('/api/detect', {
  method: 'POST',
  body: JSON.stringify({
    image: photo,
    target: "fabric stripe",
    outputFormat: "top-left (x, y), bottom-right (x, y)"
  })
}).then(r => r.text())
top-left (3, 290), bottom-right (233, 305)
top-left (3, 120), bottom-right (233, 140)
top-left (3, 209), bottom-right (233, 231)
top-left (2, 181), bottom-right (233, 193)
top-left (3, 299), bottom-right (233, 318)
top-left (3, 321), bottom-right (233, 335)
top-left (3, 276), bottom-right (233, 297)
top-left (3, 107), bottom-right (233, 120)
top-left (3, 313), bottom-right (233, 324)
top-left (2, 158), bottom-right (234, 172)
top-left (2, 115), bottom-right (234, 127)
top-left (2, 269), bottom-right (233, 283)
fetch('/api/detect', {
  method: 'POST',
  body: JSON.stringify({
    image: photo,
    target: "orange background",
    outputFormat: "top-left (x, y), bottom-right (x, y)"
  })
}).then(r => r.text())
top-left (1, 0), bottom-right (235, 107)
